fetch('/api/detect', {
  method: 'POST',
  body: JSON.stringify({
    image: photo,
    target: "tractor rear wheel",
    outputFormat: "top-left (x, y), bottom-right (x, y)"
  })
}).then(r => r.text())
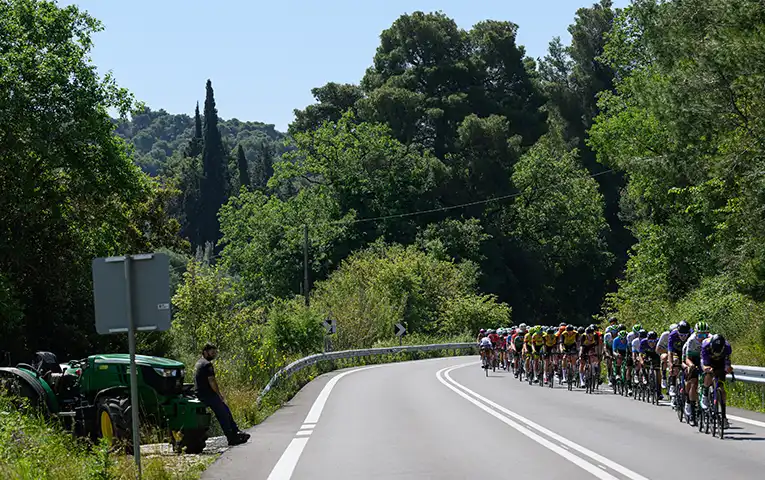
top-left (97, 397), bottom-right (133, 454)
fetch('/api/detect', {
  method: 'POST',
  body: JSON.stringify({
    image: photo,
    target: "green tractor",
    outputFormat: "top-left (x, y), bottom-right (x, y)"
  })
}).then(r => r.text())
top-left (0, 351), bottom-right (211, 454)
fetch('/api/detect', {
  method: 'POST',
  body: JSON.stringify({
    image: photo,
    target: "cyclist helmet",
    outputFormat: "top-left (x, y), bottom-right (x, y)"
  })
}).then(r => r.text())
top-left (710, 334), bottom-right (727, 355)
top-left (577, 326), bottom-right (585, 334)
top-left (647, 331), bottom-right (658, 340)
top-left (547, 327), bottom-right (557, 335)
top-left (566, 324), bottom-right (574, 332)
top-left (589, 324), bottom-right (597, 331)
top-left (480, 328), bottom-right (486, 334)
top-left (608, 316), bottom-right (618, 324)
top-left (519, 323), bottom-right (528, 331)
top-left (560, 322), bottom-right (567, 327)
top-left (487, 329), bottom-right (495, 334)
top-left (669, 323), bottom-right (677, 332)
top-left (585, 326), bottom-right (594, 334)
top-left (617, 324), bottom-right (626, 332)
top-left (695, 321), bottom-right (710, 333)
top-left (618, 330), bottom-right (627, 339)
top-left (677, 321), bottom-right (691, 335)
top-left (632, 323), bottom-right (642, 333)
top-left (639, 329), bottom-right (647, 339)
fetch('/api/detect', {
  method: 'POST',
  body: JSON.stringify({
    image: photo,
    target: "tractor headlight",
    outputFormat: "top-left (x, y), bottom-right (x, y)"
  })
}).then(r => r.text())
top-left (153, 368), bottom-right (179, 377)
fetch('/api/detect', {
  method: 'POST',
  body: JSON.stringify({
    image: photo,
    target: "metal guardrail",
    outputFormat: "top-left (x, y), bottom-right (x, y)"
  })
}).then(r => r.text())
top-left (731, 365), bottom-right (765, 384)
top-left (256, 342), bottom-right (475, 404)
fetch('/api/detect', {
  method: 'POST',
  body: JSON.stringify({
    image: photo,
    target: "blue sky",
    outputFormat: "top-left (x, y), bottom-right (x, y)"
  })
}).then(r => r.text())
top-left (63, 0), bottom-right (629, 131)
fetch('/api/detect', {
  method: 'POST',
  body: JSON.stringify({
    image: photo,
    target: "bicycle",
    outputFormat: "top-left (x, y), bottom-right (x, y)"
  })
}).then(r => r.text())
top-left (480, 348), bottom-right (492, 377)
top-left (676, 368), bottom-right (686, 423)
top-left (708, 371), bottom-right (734, 439)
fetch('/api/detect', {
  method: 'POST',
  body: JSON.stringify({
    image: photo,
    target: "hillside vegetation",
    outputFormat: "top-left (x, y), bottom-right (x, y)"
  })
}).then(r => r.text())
top-left (2, 0), bottom-right (765, 476)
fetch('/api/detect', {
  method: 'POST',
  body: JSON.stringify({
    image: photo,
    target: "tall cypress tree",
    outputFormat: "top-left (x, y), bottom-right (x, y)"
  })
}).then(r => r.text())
top-left (186, 102), bottom-right (204, 157)
top-left (236, 144), bottom-right (250, 190)
top-left (254, 141), bottom-right (274, 189)
top-left (199, 80), bottom-right (228, 248)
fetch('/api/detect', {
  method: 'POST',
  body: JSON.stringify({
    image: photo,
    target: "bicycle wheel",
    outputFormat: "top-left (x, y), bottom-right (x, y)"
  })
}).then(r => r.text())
top-left (676, 389), bottom-right (685, 422)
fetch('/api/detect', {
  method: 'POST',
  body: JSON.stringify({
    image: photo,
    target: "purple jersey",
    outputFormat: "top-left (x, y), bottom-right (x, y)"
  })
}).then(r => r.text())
top-left (701, 337), bottom-right (732, 368)
top-left (640, 338), bottom-right (658, 353)
top-left (667, 329), bottom-right (690, 353)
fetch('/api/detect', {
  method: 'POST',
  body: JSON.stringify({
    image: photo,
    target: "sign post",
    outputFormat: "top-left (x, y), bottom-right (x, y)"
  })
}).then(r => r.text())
top-left (92, 253), bottom-right (171, 479)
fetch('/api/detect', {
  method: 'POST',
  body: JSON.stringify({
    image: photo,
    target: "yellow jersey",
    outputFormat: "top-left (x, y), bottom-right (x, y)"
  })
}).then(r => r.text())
top-left (531, 333), bottom-right (545, 347)
top-left (560, 331), bottom-right (578, 347)
top-left (543, 333), bottom-right (558, 348)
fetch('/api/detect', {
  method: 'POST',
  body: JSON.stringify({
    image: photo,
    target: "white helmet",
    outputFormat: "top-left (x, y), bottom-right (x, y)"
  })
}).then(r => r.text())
top-left (519, 323), bottom-right (528, 331)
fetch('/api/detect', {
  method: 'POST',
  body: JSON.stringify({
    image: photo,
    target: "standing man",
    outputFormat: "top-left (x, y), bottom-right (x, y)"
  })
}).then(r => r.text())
top-left (195, 343), bottom-right (250, 446)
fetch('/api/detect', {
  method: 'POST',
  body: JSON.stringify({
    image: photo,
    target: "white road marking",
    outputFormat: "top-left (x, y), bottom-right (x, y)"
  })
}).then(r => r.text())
top-left (266, 438), bottom-right (309, 480)
top-left (436, 364), bottom-right (619, 480)
top-left (266, 365), bottom-right (382, 480)
top-left (439, 363), bottom-right (651, 480)
top-left (300, 423), bottom-right (315, 429)
top-left (728, 414), bottom-right (765, 429)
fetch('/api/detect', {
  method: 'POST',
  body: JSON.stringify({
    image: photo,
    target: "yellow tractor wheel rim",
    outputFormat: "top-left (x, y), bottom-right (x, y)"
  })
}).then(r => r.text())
top-left (100, 411), bottom-right (114, 440)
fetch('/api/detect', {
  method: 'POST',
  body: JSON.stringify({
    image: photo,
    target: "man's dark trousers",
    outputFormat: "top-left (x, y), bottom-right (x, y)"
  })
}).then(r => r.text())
top-left (200, 394), bottom-right (240, 438)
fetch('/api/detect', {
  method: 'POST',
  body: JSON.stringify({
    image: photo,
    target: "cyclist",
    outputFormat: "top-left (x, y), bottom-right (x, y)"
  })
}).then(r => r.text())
top-left (639, 331), bottom-right (663, 399)
top-left (682, 322), bottom-right (709, 424)
top-left (700, 334), bottom-right (733, 427)
top-left (476, 328), bottom-right (487, 343)
top-left (579, 326), bottom-right (599, 388)
top-left (656, 323), bottom-right (675, 389)
top-left (631, 329), bottom-right (647, 388)
top-left (479, 334), bottom-right (493, 366)
top-left (543, 327), bottom-right (558, 385)
top-left (511, 324), bottom-right (527, 376)
top-left (497, 329), bottom-right (508, 370)
top-left (529, 326), bottom-right (545, 383)
top-left (612, 328), bottom-right (631, 388)
top-left (559, 324), bottom-right (578, 384)
top-left (626, 323), bottom-right (641, 349)
top-left (591, 323), bottom-right (604, 384)
top-left (603, 317), bottom-right (619, 385)
top-left (667, 321), bottom-right (692, 405)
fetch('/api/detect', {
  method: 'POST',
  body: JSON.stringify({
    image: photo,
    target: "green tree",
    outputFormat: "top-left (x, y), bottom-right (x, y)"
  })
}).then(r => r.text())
top-left (290, 82), bottom-right (364, 135)
top-left (506, 133), bottom-right (612, 322)
top-left (538, 0), bottom-right (630, 285)
top-left (589, 0), bottom-right (765, 355)
top-left (185, 102), bottom-right (204, 157)
top-left (0, 0), bottom-right (170, 358)
top-left (199, 80), bottom-right (229, 247)
top-left (219, 188), bottom-right (355, 299)
top-left (236, 144), bottom-right (250, 190)
top-left (275, 112), bottom-right (448, 245)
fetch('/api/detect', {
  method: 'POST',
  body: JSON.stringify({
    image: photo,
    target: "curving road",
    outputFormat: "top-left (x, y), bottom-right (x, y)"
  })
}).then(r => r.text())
top-left (203, 357), bottom-right (765, 480)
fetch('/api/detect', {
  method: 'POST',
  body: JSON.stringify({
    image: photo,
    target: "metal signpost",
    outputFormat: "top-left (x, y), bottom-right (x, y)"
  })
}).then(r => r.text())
top-left (92, 253), bottom-right (171, 479)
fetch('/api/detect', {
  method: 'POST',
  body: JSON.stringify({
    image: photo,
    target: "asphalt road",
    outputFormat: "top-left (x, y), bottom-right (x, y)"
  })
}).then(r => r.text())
top-left (203, 356), bottom-right (765, 480)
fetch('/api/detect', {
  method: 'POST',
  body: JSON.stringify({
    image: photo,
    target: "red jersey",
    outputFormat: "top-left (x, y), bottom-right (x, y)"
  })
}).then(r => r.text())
top-left (488, 333), bottom-right (500, 346)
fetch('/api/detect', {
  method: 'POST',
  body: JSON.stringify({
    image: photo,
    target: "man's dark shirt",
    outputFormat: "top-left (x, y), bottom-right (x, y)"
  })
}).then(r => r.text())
top-left (194, 357), bottom-right (216, 400)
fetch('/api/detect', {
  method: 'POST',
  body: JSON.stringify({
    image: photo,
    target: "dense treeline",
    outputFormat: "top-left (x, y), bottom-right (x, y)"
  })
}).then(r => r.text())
top-left (2, 0), bottom-right (764, 374)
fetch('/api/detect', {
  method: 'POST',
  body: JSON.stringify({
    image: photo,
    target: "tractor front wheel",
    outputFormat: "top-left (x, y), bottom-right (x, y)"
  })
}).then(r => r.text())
top-left (97, 397), bottom-right (133, 454)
